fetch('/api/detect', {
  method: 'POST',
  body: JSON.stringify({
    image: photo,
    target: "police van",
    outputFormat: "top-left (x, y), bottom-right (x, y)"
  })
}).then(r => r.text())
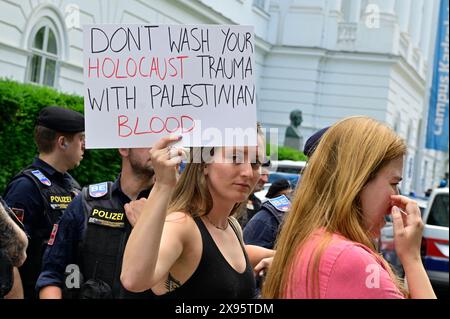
top-left (255, 160), bottom-right (306, 202)
top-left (267, 160), bottom-right (306, 188)
top-left (421, 187), bottom-right (449, 288)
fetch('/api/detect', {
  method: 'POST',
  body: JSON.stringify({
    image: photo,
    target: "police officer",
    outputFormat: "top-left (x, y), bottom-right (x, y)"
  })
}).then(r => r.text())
top-left (238, 161), bottom-right (270, 228)
top-left (37, 148), bottom-right (155, 299)
top-left (243, 193), bottom-right (292, 250)
top-left (1, 197), bottom-right (28, 298)
top-left (3, 106), bottom-right (85, 299)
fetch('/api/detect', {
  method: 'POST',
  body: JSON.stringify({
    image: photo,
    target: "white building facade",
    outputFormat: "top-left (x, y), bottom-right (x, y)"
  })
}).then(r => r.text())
top-left (0, 0), bottom-right (448, 195)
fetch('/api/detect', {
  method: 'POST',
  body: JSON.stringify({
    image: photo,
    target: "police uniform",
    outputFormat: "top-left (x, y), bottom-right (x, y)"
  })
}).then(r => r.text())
top-left (243, 194), bottom-right (291, 249)
top-left (3, 106), bottom-right (84, 299)
top-left (36, 178), bottom-right (154, 299)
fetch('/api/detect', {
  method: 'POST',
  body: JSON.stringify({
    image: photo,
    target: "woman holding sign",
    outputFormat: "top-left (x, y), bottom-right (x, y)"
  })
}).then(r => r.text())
top-left (121, 125), bottom-right (270, 298)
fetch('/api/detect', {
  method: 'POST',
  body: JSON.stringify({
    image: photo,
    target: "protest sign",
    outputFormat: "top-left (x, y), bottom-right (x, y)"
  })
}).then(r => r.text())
top-left (83, 24), bottom-right (256, 148)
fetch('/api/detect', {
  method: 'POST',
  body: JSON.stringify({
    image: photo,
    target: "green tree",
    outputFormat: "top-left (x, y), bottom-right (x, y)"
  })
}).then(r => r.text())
top-left (0, 79), bottom-right (120, 193)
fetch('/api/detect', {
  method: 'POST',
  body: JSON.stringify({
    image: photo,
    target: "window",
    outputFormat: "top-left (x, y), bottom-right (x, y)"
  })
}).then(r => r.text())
top-left (427, 193), bottom-right (449, 227)
top-left (28, 24), bottom-right (59, 87)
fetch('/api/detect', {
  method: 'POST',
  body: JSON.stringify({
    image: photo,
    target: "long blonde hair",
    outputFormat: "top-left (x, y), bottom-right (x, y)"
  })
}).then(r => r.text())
top-left (262, 116), bottom-right (407, 298)
top-left (168, 124), bottom-right (264, 218)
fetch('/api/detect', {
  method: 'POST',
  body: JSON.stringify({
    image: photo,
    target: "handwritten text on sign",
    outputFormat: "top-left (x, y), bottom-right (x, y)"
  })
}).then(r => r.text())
top-left (83, 24), bottom-right (256, 148)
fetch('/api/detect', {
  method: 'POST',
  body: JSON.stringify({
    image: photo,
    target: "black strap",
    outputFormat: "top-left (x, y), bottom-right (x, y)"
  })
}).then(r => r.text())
top-left (0, 252), bottom-right (13, 299)
top-left (228, 216), bottom-right (244, 247)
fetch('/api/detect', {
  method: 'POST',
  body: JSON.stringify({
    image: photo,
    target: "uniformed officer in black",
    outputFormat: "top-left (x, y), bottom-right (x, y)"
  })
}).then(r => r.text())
top-left (3, 106), bottom-right (85, 299)
top-left (37, 148), bottom-right (155, 299)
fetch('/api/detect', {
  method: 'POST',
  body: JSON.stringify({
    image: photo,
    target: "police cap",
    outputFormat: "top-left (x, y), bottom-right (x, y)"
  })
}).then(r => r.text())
top-left (303, 126), bottom-right (329, 158)
top-left (37, 106), bottom-right (85, 133)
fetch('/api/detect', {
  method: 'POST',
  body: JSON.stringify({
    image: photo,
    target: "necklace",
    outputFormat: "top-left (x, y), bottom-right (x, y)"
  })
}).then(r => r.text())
top-left (205, 215), bottom-right (228, 231)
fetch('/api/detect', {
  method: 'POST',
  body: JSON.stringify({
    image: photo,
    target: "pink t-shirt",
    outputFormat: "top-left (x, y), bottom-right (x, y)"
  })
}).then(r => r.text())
top-left (284, 231), bottom-right (405, 299)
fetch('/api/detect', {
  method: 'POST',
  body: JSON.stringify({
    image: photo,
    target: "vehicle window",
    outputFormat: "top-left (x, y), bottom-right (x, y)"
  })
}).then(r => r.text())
top-left (268, 172), bottom-right (299, 188)
top-left (427, 194), bottom-right (449, 227)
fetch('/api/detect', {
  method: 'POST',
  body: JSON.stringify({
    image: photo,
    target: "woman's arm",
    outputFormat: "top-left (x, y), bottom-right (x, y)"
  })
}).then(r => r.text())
top-left (4, 267), bottom-right (24, 299)
top-left (0, 201), bottom-right (28, 267)
top-left (121, 136), bottom-right (186, 292)
top-left (245, 245), bottom-right (275, 269)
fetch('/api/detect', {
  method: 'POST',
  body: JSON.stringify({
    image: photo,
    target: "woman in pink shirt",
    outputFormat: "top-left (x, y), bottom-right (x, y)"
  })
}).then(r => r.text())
top-left (262, 116), bottom-right (436, 299)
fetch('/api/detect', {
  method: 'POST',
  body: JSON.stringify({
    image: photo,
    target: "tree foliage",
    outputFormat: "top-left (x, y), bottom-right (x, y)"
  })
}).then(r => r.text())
top-left (0, 79), bottom-right (121, 193)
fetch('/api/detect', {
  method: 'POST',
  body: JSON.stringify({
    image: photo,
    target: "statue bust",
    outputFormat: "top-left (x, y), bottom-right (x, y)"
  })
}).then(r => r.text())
top-left (284, 110), bottom-right (303, 150)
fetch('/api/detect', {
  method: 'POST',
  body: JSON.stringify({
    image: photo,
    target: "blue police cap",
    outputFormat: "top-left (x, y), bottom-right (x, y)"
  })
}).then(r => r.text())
top-left (37, 106), bottom-right (85, 133)
top-left (303, 127), bottom-right (329, 158)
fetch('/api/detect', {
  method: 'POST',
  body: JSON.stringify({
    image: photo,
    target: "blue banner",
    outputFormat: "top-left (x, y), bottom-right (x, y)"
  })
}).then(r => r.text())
top-left (426, 0), bottom-right (449, 152)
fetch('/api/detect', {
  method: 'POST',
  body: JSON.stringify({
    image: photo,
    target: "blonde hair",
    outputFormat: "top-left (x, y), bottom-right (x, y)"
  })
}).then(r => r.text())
top-left (168, 124), bottom-right (264, 218)
top-left (262, 116), bottom-right (408, 298)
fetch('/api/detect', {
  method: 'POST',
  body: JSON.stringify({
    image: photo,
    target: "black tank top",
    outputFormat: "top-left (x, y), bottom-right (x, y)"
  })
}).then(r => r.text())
top-left (157, 217), bottom-right (256, 299)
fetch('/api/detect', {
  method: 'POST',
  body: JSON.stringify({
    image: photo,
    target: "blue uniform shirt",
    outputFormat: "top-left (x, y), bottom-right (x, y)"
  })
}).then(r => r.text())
top-left (243, 196), bottom-right (290, 249)
top-left (36, 177), bottom-right (148, 292)
top-left (243, 210), bottom-right (280, 249)
top-left (4, 157), bottom-right (77, 237)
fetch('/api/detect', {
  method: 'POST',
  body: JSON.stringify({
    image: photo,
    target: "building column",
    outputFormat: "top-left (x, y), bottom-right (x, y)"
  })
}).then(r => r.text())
top-left (376, 0), bottom-right (396, 14)
top-left (420, 0), bottom-right (436, 57)
top-left (409, 0), bottom-right (424, 47)
top-left (348, 0), bottom-right (362, 23)
top-left (276, 0), bottom-right (293, 45)
top-left (395, 0), bottom-right (412, 32)
top-left (330, 0), bottom-right (342, 12)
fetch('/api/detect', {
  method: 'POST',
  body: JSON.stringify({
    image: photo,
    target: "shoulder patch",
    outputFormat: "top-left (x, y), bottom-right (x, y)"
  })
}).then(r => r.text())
top-left (31, 169), bottom-right (51, 186)
top-left (268, 195), bottom-right (291, 212)
top-left (89, 182), bottom-right (108, 198)
top-left (11, 208), bottom-right (24, 223)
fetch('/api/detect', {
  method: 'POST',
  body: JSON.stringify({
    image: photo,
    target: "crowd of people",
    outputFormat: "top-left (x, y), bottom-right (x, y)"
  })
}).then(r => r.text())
top-left (0, 106), bottom-right (438, 299)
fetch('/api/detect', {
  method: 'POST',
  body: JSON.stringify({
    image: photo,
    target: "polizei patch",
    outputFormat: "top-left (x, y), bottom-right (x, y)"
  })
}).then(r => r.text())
top-left (88, 206), bottom-right (125, 228)
top-left (48, 195), bottom-right (72, 210)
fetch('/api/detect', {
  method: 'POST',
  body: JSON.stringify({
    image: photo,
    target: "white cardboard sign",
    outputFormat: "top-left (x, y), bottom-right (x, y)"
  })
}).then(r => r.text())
top-left (83, 24), bottom-right (256, 148)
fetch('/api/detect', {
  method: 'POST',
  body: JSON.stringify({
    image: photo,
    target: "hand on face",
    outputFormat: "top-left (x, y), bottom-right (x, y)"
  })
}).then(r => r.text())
top-left (390, 194), bottom-right (424, 264)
